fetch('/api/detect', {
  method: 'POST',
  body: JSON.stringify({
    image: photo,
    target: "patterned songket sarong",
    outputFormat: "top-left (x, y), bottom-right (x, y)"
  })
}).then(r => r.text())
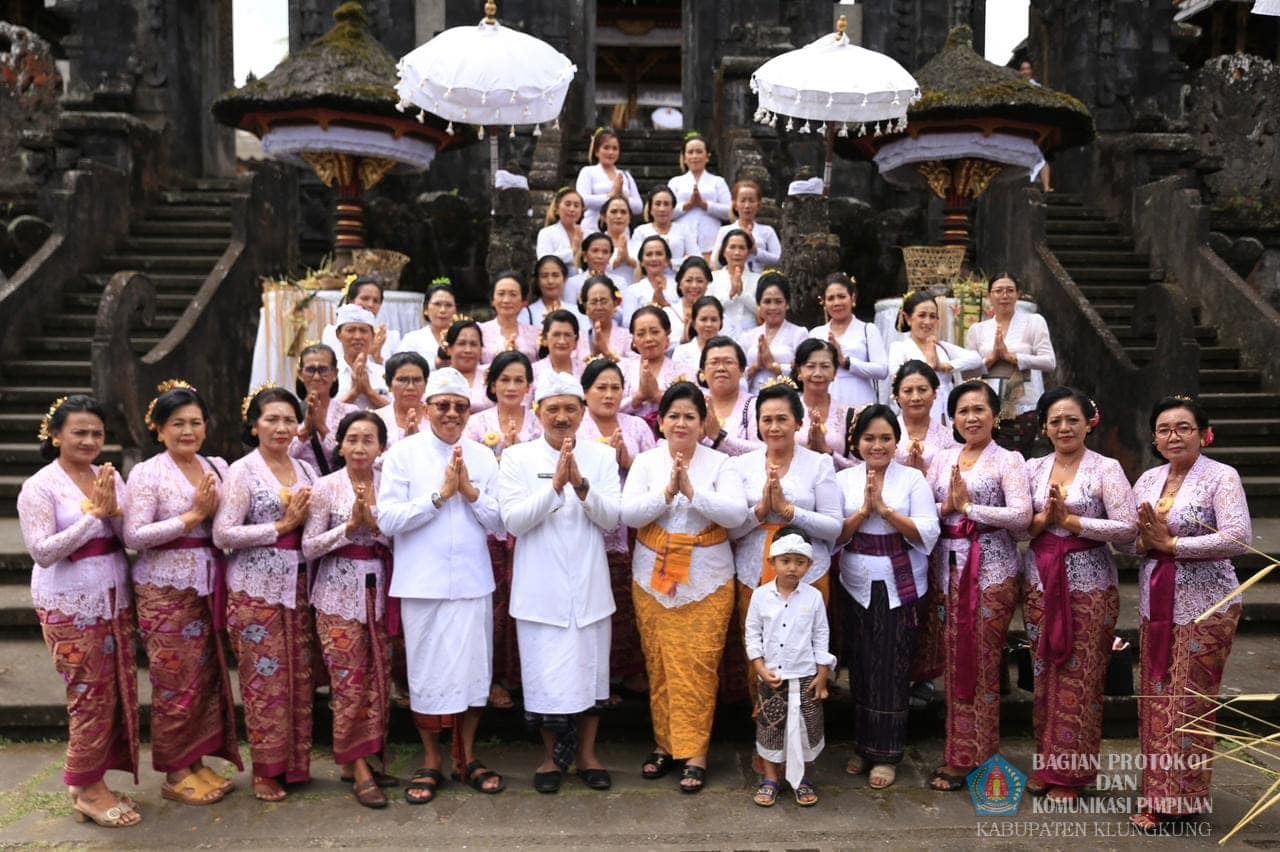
top-left (1022, 584), bottom-right (1118, 787)
top-left (942, 571), bottom-right (1020, 770)
top-left (633, 580), bottom-right (733, 759)
top-left (135, 585), bottom-right (242, 773)
top-left (316, 584), bottom-right (390, 766)
top-left (39, 603), bottom-right (141, 787)
top-left (756, 674), bottom-right (824, 780)
top-left (1138, 608), bottom-right (1239, 815)
top-left (227, 572), bottom-right (314, 783)
top-left (488, 535), bottom-right (521, 690)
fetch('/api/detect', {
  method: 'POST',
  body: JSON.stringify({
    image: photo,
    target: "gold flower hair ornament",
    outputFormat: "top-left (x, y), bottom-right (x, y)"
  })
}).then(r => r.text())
top-left (340, 273), bottom-right (360, 302)
top-left (583, 354), bottom-right (614, 367)
top-left (241, 383), bottom-right (281, 424)
top-left (760, 375), bottom-right (800, 392)
top-left (145, 379), bottom-right (197, 432)
top-left (1172, 394), bottom-right (1195, 403)
top-left (37, 396), bottom-right (70, 442)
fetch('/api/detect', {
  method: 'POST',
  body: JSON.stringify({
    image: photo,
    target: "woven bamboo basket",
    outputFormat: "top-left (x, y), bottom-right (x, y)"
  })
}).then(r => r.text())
top-left (901, 245), bottom-right (967, 290)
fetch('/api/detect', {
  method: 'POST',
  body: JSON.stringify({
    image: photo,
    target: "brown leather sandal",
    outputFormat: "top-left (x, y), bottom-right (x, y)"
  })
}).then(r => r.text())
top-left (353, 777), bottom-right (389, 809)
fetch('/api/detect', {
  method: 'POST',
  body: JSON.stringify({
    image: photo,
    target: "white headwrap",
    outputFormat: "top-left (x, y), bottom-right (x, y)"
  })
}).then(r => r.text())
top-left (768, 533), bottom-right (813, 560)
top-left (423, 367), bottom-right (470, 401)
top-left (533, 371), bottom-right (585, 403)
top-left (334, 303), bottom-right (378, 331)
top-left (787, 177), bottom-right (825, 197)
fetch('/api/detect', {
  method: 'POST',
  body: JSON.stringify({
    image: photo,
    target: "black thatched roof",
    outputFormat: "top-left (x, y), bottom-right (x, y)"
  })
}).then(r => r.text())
top-left (212, 2), bottom-right (402, 129)
top-left (907, 26), bottom-right (1094, 151)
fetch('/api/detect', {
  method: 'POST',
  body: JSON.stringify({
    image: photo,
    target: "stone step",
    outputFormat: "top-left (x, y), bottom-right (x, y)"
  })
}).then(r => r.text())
top-left (1043, 206), bottom-right (1108, 220)
top-left (1075, 284), bottom-right (1148, 300)
top-left (20, 336), bottom-right (156, 356)
top-left (1044, 219), bottom-right (1121, 235)
top-left (131, 219), bottom-right (233, 238)
top-left (1241, 477), bottom-right (1280, 514)
top-left (0, 385), bottom-right (93, 407)
top-left (65, 291), bottom-right (192, 312)
top-left (1110, 324), bottom-right (1218, 344)
top-left (1199, 367), bottom-right (1264, 391)
top-left (1042, 192), bottom-right (1084, 206)
top-left (0, 476), bottom-right (22, 515)
top-left (1045, 234), bottom-right (1136, 250)
top-left (1211, 417), bottom-right (1280, 445)
top-left (1199, 392), bottom-right (1280, 413)
top-left (175, 177), bottom-right (241, 191)
top-left (1203, 446), bottom-right (1280, 477)
top-left (0, 442), bottom-right (122, 477)
top-left (143, 204), bottom-right (233, 221)
top-left (1067, 267), bottom-right (1159, 282)
top-left (82, 272), bottom-right (207, 292)
top-left (39, 312), bottom-right (182, 334)
top-left (98, 254), bottom-right (221, 272)
top-left (1126, 342), bottom-right (1233, 365)
top-left (117, 237), bottom-right (228, 256)
top-left (155, 190), bottom-right (235, 206)
top-left (1054, 250), bottom-right (1151, 267)
top-left (0, 360), bottom-right (92, 380)
top-left (0, 415), bottom-right (44, 442)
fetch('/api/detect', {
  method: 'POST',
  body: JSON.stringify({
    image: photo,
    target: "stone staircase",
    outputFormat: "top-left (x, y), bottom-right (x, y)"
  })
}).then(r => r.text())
top-left (0, 178), bottom-right (238, 516)
top-left (1044, 193), bottom-right (1280, 516)
top-left (566, 128), bottom-right (687, 202)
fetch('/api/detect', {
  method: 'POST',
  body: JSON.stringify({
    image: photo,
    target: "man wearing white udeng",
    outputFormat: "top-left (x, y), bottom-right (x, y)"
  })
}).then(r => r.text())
top-left (499, 372), bottom-right (622, 795)
top-left (378, 367), bottom-right (508, 803)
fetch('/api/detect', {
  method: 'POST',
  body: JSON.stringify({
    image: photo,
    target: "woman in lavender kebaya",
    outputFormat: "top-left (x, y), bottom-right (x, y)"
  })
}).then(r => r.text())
top-left (302, 411), bottom-right (396, 809)
top-left (1020, 387), bottom-right (1136, 803)
top-left (291, 343), bottom-right (358, 477)
top-left (926, 381), bottom-right (1031, 792)
top-left (18, 395), bottom-right (139, 827)
top-left (1127, 396), bottom-right (1252, 833)
top-left (124, 382), bottom-right (240, 807)
top-left (213, 386), bottom-right (316, 803)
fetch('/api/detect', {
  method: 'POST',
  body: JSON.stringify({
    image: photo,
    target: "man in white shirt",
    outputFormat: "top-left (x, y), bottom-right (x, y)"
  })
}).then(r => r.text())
top-left (379, 367), bottom-right (507, 802)
top-left (334, 304), bottom-right (391, 410)
top-left (499, 371), bottom-right (622, 793)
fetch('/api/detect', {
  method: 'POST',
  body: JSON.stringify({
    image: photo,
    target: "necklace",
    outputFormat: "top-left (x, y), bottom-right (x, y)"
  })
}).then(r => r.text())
top-left (1156, 470), bottom-right (1187, 515)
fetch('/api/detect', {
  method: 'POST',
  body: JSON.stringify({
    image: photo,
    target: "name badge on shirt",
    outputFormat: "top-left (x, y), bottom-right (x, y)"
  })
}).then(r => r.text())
top-left (537, 472), bottom-right (554, 479)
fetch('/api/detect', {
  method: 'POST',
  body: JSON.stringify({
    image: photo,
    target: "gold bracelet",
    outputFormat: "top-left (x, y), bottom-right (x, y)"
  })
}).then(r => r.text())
top-left (960, 501), bottom-right (972, 515)
top-left (1170, 536), bottom-right (1178, 556)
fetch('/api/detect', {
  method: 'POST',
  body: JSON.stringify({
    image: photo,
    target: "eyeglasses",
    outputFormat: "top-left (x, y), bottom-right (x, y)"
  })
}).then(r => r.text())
top-left (301, 366), bottom-right (335, 377)
top-left (1154, 424), bottom-right (1198, 439)
top-left (585, 297), bottom-right (615, 307)
top-left (392, 376), bottom-right (426, 387)
top-left (430, 400), bottom-right (469, 415)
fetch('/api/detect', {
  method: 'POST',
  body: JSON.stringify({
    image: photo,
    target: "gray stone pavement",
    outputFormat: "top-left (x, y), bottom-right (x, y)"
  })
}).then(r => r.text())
top-left (0, 736), bottom-right (1276, 849)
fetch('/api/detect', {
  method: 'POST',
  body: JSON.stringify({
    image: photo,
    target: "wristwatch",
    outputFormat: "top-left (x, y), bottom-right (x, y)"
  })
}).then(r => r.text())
top-left (431, 491), bottom-right (444, 509)
top-left (712, 429), bottom-right (728, 449)
top-left (573, 478), bottom-right (590, 497)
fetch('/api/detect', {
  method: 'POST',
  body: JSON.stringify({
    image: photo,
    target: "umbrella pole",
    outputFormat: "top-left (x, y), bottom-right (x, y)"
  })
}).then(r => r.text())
top-left (823, 124), bottom-right (835, 195)
top-left (490, 133), bottom-right (499, 182)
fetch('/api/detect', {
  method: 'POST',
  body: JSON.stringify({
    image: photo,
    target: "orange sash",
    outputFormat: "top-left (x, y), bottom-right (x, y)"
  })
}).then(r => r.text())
top-left (637, 522), bottom-right (728, 596)
top-left (757, 522), bottom-right (786, 586)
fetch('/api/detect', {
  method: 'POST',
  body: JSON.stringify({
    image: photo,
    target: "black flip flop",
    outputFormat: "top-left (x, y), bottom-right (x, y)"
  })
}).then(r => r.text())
top-left (679, 764), bottom-right (706, 794)
top-left (641, 751), bottom-right (677, 779)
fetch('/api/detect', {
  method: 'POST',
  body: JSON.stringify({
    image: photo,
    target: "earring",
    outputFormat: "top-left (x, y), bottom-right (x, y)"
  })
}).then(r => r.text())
top-left (51, 437), bottom-right (61, 448)
top-left (157, 435), bottom-right (166, 446)
top-left (1200, 439), bottom-right (1207, 448)
top-left (697, 371), bottom-right (706, 384)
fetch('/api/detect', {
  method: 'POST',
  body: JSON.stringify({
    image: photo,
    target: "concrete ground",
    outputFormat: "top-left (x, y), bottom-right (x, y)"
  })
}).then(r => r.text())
top-left (0, 736), bottom-right (1277, 849)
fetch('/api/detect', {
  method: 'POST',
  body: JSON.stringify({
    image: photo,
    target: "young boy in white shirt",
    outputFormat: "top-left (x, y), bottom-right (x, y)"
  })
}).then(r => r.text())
top-left (745, 526), bottom-right (836, 807)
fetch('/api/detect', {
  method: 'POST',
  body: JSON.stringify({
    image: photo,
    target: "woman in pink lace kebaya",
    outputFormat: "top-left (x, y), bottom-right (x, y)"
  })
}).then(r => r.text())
top-left (1126, 396), bottom-right (1252, 832)
top-left (17, 395), bottom-right (139, 827)
top-left (1019, 387), bottom-right (1136, 803)
top-left (926, 381), bottom-right (1031, 791)
top-left (213, 386), bottom-right (316, 803)
top-left (123, 383), bottom-right (241, 806)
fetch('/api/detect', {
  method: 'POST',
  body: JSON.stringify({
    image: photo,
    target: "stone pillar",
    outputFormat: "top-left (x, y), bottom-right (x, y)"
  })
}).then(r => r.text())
top-left (486, 184), bottom-right (536, 283)
top-left (780, 188), bottom-right (841, 327)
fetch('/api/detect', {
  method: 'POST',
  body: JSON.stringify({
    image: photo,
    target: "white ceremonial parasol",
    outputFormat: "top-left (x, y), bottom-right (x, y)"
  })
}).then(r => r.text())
top-left (1254, 0), bottom-right (1280, 15)
top-left (395, 0), bottom-right (577, 179)
top-left (751, 14), bottom-right (919, 191)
